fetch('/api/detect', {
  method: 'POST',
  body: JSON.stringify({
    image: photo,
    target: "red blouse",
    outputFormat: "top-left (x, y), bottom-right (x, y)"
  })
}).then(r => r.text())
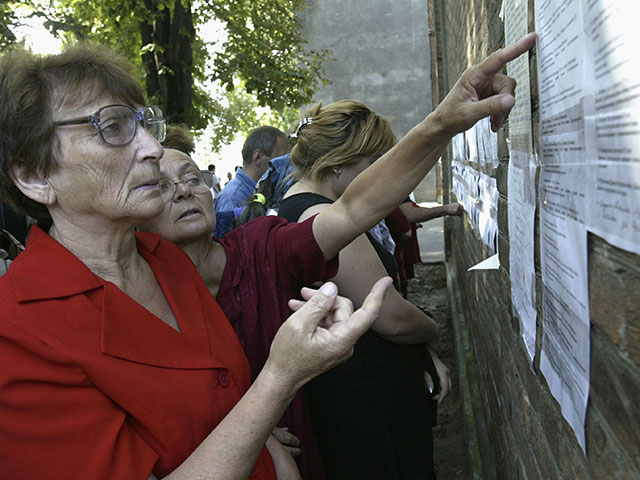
top-left (0, 225), bottom-right (276, 479)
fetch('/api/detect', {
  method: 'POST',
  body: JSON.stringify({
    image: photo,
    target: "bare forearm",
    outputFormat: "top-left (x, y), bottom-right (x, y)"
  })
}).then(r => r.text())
top-left (317, 233), bottom-right (441, 348)
top-left (164, 367), bottom-right (295, 480)
top-left (266, 436), bottom-right (302, 480)
top-left (374, 297), bottom-right (440, 349)
top-left (341, 116), bottom-right (450, 232)
top-left (399, 203), bottom-right (457, 224)
top-left (314, 116), bottom-right (450, 259)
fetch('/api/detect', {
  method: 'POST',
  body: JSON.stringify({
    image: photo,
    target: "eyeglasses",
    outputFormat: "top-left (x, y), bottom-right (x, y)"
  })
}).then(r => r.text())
top-left (158, 170), bottom-right (213, 202)
top-left (199, 170), bottom-right (214, 187)
top-left (53, 104), bottom-right (167, 146)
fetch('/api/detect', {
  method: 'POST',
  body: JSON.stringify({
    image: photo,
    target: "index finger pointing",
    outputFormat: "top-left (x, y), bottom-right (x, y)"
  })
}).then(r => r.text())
top-left (477, 32), bottom-right (536, 77)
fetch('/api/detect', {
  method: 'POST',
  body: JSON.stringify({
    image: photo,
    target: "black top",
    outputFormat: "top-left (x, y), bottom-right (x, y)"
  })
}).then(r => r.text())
top-left (279, 193), bottom-right (435, 480)
top-left (0, 204), bottom-right (29, 245)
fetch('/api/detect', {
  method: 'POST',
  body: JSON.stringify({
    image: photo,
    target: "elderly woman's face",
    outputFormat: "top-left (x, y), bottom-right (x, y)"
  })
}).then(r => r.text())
top-left (139, 149), bottom-right (216, 244)
top-left (46, 97), bottom-right (165, 225)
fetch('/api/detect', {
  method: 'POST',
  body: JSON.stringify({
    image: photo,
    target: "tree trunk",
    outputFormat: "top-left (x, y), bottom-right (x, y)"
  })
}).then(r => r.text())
top-left (140, 0), bottom-right (194, 126)
top-left (165, 0), bottom-right (194, 125)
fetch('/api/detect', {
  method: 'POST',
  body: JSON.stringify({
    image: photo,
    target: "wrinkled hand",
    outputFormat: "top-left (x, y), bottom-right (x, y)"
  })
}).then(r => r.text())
top-left (266, 435), bottom-right (302, 480)
top-left (288, 284), bottom-right (354, 330)
top-left (267, 277), bottom-right (393, 391)
top-left (272, 427), bottom-right (301, 457)
top-left (433, 32), bottom-right (536, 134)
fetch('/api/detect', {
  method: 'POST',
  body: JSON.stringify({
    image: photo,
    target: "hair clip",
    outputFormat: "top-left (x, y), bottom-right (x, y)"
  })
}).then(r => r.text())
top-left (252, 193), bottom-right (266, 205)
top-left (290, 117), bottom-right (312, 139)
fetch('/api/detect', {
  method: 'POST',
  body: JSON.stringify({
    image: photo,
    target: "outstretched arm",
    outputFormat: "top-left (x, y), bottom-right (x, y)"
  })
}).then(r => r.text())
top-left (314, 33), bottom-right (536, 260)
top-left (297, 203), bottom-right (440, 349)
top-left (399, 202), bottom-right (463, 224)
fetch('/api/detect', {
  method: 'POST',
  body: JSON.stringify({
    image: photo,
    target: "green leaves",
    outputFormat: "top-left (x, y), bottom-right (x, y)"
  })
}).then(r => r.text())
top-left (2, 0), bottom-right (329, 155)
top-left (209, 0), bottom-right (330, 111)
top-left (0, 3), bottom-right (19, 48)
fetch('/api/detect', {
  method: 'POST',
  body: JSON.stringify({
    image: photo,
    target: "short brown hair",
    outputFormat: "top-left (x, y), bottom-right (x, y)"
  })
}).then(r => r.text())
top-left (0, 42), bottom-right (146, 223)
top-left (290, 100), bottom-right (396, 182)
top-left (163, 124), bottom-right (195, 155)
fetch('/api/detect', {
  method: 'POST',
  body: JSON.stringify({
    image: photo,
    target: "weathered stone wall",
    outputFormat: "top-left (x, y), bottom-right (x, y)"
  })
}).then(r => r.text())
top-left (298, 0), bottom-right (437, 201)
top-left (430, 0), bottom-right (640, 478)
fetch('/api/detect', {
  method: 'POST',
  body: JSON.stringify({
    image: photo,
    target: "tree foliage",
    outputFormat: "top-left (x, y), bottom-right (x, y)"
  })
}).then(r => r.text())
top-left (3, 0), bottom-right (330, 152)
top-left (0, 3), bottom-right (19, 49)
top-left (207, 79), bottom-right (300, 150)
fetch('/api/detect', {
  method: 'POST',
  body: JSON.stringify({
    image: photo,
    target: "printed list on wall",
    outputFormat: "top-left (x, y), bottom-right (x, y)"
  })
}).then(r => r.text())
top-left (503, 0), bottom-right (538, 368)
top-left (451, 118), bottom-right (500, 256)
top-left (535, 0), bottom-right (640, 452)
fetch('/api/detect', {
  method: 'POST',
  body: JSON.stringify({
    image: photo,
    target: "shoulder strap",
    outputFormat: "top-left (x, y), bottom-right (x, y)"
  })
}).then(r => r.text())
top-left (278, 193), bottom-right (333, 222)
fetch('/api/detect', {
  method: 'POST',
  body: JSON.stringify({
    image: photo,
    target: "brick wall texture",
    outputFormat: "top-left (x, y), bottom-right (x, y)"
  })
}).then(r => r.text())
top-left (429, 0), bottom-right (640, 478)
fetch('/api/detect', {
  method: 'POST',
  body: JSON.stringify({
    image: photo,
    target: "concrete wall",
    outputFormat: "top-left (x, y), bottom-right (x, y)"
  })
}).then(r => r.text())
top-left (299, 0), bottom-right (437, 201)
top-left (431, 0), bottom-right (640, 478)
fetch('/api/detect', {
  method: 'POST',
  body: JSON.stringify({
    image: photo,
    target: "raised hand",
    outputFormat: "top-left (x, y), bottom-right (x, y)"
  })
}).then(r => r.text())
top-left (433, 32), bottom-right (536, 134)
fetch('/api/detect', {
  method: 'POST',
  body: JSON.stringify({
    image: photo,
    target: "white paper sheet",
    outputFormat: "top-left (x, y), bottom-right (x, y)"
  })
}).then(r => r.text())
top-left (477, 118), bottom-right (499, 169)
top-left (508, 152), bottom-right (538, 364)
top-left (538, 193), bottom-right (590, 450)
top-left (451, 159), bottom-right (498, 255)
top-left (535, 0), bottom-right (591, 451)
top-left (583, 0), bottom-right (640, 254)
top-left (505, 0), bottom-right (534, 153)
top-left (468, 253), bottom-right (500, 271)
top-left (505, 0), bottom-right (538, 366)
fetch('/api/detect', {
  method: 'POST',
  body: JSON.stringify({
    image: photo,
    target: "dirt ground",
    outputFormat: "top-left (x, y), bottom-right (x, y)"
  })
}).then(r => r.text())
top-left (406, 262), bottom-right (472, 480)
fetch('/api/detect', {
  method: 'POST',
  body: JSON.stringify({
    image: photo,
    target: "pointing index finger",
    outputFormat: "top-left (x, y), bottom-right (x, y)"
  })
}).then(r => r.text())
top-left (478, 32), bottom-right (536, 77)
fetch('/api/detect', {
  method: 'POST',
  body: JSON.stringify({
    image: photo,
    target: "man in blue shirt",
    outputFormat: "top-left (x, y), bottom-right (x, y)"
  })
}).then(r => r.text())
top-left (214, 126), bottom-right (289, 236)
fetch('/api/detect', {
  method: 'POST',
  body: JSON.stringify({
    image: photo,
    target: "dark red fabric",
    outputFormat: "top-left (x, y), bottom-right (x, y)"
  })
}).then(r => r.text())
top-left (216, 214), bottom-right (337, 480)
top-left (385, 204), bottom-right (423, 297)
top-left (404, 202), bottom-right (422, 266)
top-left (0, 225), bottom-right (276, 479)
top-left (385, 206), bottom-right (411, 235)
top-left (385, 207), bottom-right (412, 296)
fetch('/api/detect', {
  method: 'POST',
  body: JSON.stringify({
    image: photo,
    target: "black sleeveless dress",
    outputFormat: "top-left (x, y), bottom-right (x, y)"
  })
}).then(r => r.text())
top-left (279, 193), bottom-right (436, 480)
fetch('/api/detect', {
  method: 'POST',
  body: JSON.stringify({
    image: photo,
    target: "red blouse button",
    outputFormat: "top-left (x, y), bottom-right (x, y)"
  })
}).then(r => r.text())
top-left (218, 370), bottom-right (229, 387)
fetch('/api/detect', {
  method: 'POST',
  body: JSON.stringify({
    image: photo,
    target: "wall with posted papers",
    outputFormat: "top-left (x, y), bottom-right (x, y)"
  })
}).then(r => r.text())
top-left (430, 0), bottom-right (640, 477)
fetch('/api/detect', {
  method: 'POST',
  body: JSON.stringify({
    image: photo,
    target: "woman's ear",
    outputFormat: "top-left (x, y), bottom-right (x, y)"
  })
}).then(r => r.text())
top-left (9, 164), bottom-right (56, 206)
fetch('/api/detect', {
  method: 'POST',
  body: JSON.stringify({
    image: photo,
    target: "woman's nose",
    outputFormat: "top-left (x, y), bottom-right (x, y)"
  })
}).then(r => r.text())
top-left (135, 125), bottom-right (165, 164)
top-left (173, 181), bottom-right (193, 201)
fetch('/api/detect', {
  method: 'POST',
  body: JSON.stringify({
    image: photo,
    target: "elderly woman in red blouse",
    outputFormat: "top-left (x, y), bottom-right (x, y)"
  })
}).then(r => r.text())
top-left (0, 43), bottom-right (392, 480)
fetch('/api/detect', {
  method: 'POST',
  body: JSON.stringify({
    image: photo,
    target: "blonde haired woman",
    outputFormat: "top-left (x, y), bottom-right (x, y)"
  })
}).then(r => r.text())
top-left (279, 100), bottom-right (449, 479)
